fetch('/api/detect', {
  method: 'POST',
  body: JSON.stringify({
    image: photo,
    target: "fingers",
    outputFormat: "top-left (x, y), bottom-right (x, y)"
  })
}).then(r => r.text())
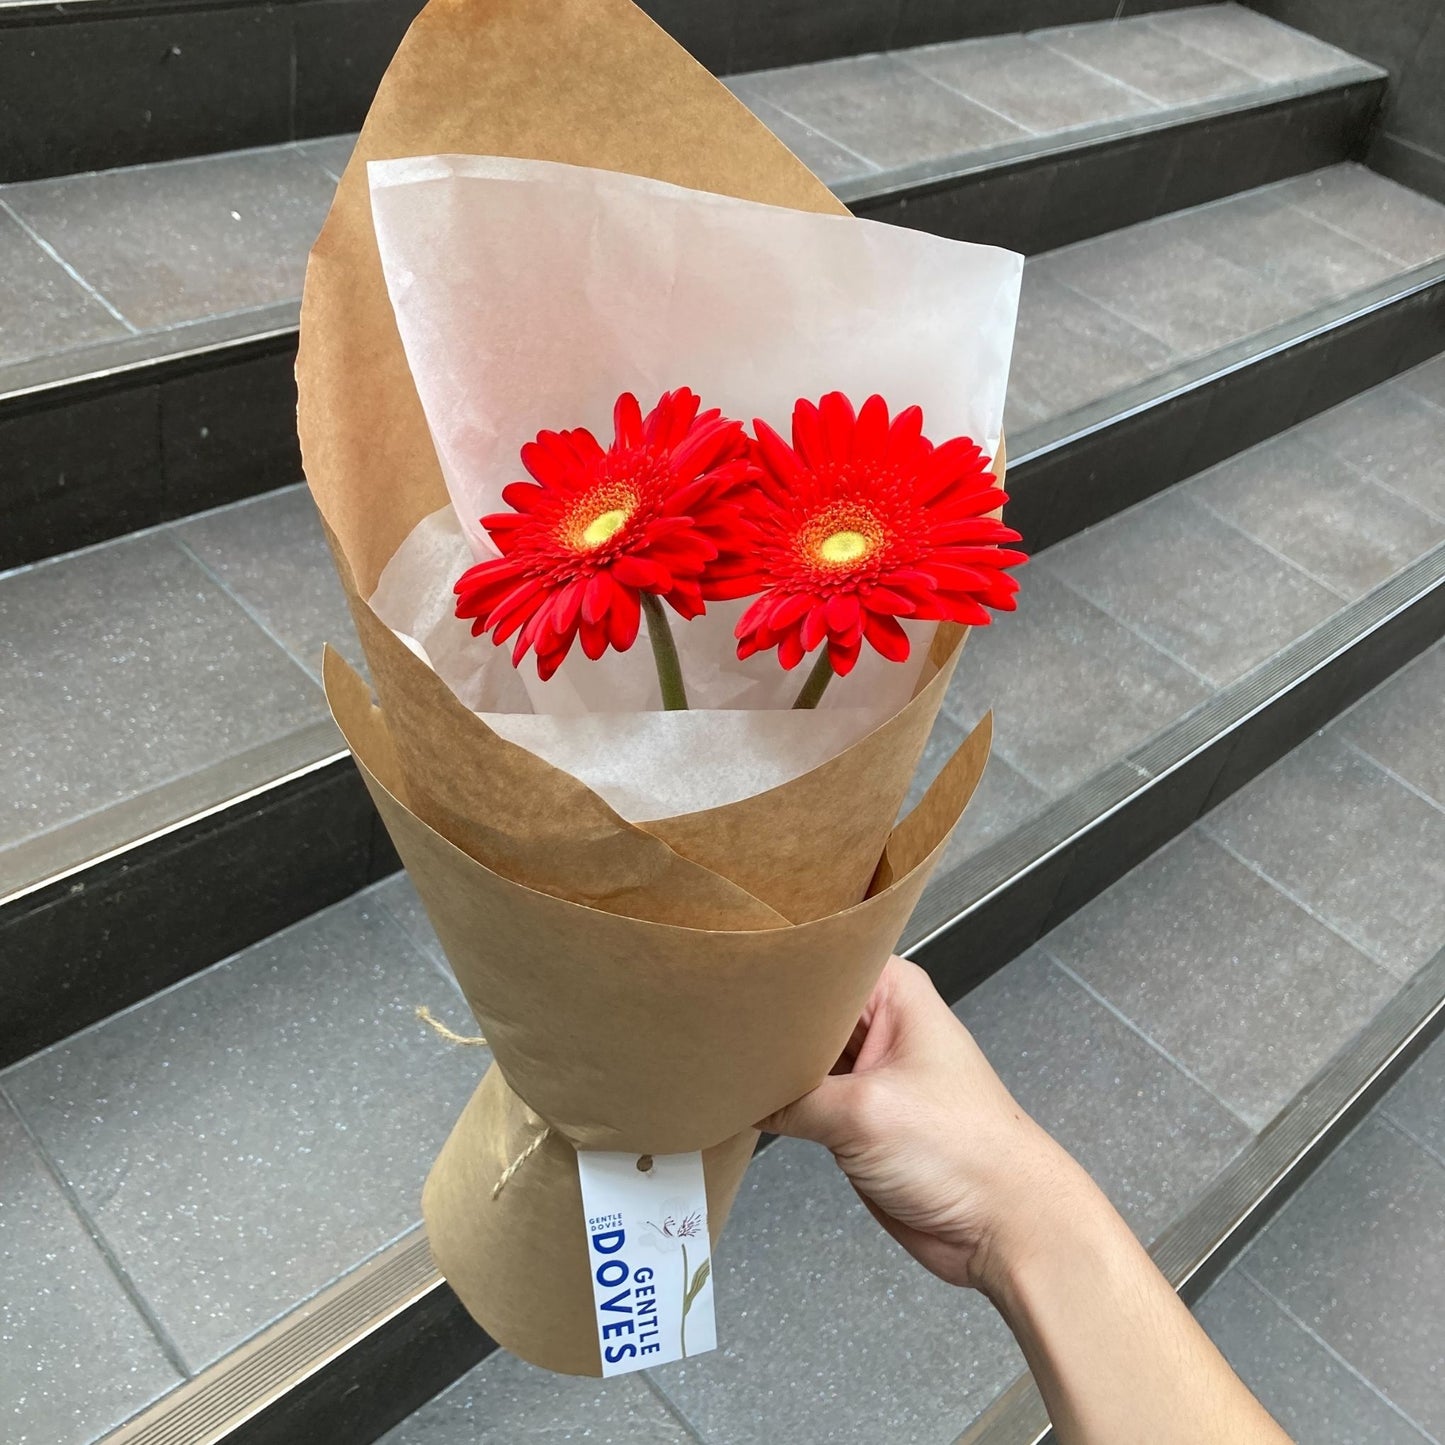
top-left (757, 1072), bottom-right (852, 1147)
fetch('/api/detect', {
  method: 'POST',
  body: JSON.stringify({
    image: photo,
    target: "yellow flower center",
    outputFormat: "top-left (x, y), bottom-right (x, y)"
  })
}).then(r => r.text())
top-left (818, 529), bottom-right (871, 564)
top-left (581, 508), bottom-right (629, 547)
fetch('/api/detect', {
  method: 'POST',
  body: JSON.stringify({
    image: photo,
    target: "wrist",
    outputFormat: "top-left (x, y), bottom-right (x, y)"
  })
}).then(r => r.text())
top-left (970, 1138), bottom-right (1118, 1307)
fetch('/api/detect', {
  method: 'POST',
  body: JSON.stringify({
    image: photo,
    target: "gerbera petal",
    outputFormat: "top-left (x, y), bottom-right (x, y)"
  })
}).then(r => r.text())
top-left (819, 391), bottom-right (856, 460)
top-left (607, 585), bottom-right (642, 651)
top-left (862, 611), bottom-right (911, 663)
top-left (613, 392), bottom-right (644, 450)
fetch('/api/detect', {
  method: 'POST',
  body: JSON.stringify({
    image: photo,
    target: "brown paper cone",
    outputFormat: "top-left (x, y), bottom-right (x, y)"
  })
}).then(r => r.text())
top-left (326, 645), bottom-right (991, 1370)
top-left (299, 0), bottom-right (1009, 1376)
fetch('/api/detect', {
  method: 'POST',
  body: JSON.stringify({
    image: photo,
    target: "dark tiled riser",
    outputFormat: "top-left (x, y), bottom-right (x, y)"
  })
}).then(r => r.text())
top-left (1, 337), bottom-right (299, 572)
top-left (849, 81), bottom-right (1383, 256)
top-left (0, 0), bottom-right (1208, 182)
top-left (0, 758), bottom-right (397, 1067)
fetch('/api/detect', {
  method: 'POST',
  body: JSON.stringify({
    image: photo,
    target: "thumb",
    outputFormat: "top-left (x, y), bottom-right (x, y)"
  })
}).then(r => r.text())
top-left (758, 1072), bottom-right (855, 1148)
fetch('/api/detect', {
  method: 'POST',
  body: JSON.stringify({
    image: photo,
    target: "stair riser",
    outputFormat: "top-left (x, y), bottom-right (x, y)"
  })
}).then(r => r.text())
top-left (0, 0), bottom-right (1203, 183)
top-left (0, 760), bottom-right (397, 1068)
top-left (1007, 268), bottom-right (1445, 555)
top-left (848, 81), bottom-right (1382, 255)
top-left (1, 337), bottom-right (298, 573)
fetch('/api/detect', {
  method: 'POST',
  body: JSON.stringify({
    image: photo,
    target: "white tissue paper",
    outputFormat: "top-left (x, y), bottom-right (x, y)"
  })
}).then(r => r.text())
top-left (368, 154), bottom-right (1020, 821)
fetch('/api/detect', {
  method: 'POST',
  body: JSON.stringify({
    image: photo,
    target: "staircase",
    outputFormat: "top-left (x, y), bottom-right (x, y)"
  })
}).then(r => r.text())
top-left (2, 5), bottom-right (1441, 1444)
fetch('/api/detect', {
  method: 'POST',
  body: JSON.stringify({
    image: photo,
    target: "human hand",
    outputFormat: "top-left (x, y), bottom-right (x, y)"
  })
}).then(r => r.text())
top-left (760, 955), bottom-right (1096, 1295)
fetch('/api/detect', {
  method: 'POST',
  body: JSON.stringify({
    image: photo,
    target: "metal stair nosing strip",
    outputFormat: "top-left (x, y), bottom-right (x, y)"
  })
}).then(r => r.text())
top-left (94, 541), bottom-right (1445, 1445)
top-left (956, 943), bottom-right (1445, 1445)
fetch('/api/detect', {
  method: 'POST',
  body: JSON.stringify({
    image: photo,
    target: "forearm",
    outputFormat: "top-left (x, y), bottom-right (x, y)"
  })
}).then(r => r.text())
top-left (983, 1164), bottom-right (1290, 1445)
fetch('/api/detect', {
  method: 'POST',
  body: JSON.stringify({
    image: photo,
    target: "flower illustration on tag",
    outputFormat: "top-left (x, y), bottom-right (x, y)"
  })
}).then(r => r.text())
top-left (643, 1207), bottom-right (710, 1358)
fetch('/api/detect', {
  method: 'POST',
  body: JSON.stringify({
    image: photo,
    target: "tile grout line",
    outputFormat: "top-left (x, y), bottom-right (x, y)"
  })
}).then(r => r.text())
top-left (1196, 826), bottom-right (1405, 980)
top-left (0, 196), bottom-right (139, 333)
top-left (1233, 1265), bottom-right (1444, 1444)
top-left (1335, 737), bottom-right (1445, 821)
top-left (1042, 947), bottom-right (1260, 1132)
top-left (640, 1369), bottom-right (714, 1444)
top-left (727, 88), bottom-right (890, 174)
top-left (1028, 555), bottom-right (1221, 691)
top-left (0, 1082), bottom-right (195, 1380)
top-left (1375, 1111), bottom-right (1445, 1179)
top-left (1320, 433), bottom-right (1445, 529)
top-left (889, 54), bottom-right (1048, 139)
top-left (1183, 490), bottom-right (1356, 604)
top-left (169, 532), bottom-right (329, 691)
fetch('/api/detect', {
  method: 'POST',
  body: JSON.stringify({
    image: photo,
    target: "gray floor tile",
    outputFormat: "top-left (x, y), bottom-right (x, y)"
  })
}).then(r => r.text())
top-left (1047, 831), bottom-right (1397, 1129)
top-left (1037, 492), bottom-right (1341, 687)
top-left (379, 1350), bottom-right (693, 1444)
top-left (902, 34), bottom-right (1157, 135)
top-left (941, 567), bottom-right (1209, 794)
top-left (960, 950), bottom-right (1251, 1240)
top-left (2, 896), bottom-right (488, 1370)
top-left (1009, 268), bottom-right (1177, 428)
top-left (6, 147), bottom-right (338, 332)
top-left (0, 534), bottom-right (325, 851)
top-left (294, 133), bottom-right (357, 183)
top-left (1145, 4), bottom-right (1365, 85)
top-left (1298, 380), bottom-right (1445, 521)
top-left (173, 486), bottom-right (364, 684)
top-left (1204, 734), bottom-right (1445, 980)
top-left (1196, 1269), bottom-right (1430, 1445)
top-left (726, 81), bottom-right (877, 186)
top-left (1036, 15), bottom-right (1260, 106)
top-left (1381, 1029), bottom-right (1445, 1163)
top-left (0, 1097), bottom-right (181, 1445)
top-left (738, 53), bottom-right (1027, 169)
top-left (651, 1137), bottom-right (1024, 1445)
top-left (1163, 185), bottom-right (1402, 308)
top-left (1334, 641), bottom-right (1445, 808)
top-left (1276, 164), bottom-right (1445, 269)
top-left (1040, 221), bottom-right (1303, 360)
top-left (371, 873), bottom-right (456, 982)
top-left (1242, 1117), bottom-right (1445, 1438)
top-left (1186, 428), bottom-right (1444, 598)
top-left (0, 206), bottom-right (130, 366)
top-left (1398, 349), bottom-right (1445, 414)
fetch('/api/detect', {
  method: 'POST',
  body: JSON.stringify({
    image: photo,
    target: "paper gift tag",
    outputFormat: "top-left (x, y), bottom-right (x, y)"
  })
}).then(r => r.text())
top-left (576, 1150), bottom-right (716, 1375)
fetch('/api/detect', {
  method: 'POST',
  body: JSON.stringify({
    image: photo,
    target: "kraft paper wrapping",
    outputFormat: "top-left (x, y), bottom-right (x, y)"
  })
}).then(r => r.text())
top-left (299, 0), bottom-right (1007, 1374)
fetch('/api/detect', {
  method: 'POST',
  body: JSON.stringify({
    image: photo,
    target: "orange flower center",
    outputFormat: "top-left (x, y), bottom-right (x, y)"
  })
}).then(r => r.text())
top-left (559, 484), bottom-right (637, 552)
top-left (802, 506), bottom-right (887, 570)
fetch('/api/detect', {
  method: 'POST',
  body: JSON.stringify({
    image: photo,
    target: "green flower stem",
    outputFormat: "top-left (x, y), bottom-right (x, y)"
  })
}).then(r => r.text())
top-left (791, 649), bottom-right (835, 710)
top-left (641, 592), bottom-right (689, 711)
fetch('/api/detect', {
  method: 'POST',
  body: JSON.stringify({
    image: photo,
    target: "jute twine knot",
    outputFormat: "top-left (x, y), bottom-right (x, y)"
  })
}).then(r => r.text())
top-left (413, 1005), bottom-right (549, 1199)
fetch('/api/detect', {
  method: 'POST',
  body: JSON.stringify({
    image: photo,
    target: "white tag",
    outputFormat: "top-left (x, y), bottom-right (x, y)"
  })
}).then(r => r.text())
top-left (576, 1149), bottom-right (716, 1375)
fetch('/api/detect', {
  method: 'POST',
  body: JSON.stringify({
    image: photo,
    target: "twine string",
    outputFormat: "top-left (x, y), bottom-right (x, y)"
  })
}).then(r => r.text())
top-left (414, 1004), bottom-right (487, 1047)
top-left (492, 1126), bottom-right (552, 1199)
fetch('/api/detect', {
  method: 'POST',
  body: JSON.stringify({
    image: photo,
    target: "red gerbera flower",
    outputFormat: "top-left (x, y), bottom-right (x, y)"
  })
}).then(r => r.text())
top-left (734, 392), bottom-right (1026, 683)
top-left (454, 389), bottom-right (755, 681)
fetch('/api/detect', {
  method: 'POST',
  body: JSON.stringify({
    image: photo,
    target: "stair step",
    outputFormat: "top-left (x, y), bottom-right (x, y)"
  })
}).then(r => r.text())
top-left (66, 631), bottom-right (1441, 1445)
top-left (0, 0), bottom-right (1309, 183)
top-left (739, 7), bottom-right (1382, 254)
top-left (8, 149), bottom-right (1441, 574)
top-left (1195, 1036), bottom-right (1445, 1445)
top-left (1, 7), bottom-right (1392, 571)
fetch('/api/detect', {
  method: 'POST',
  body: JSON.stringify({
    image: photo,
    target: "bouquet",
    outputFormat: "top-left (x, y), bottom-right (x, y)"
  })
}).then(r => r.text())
top-left (298, 0), bottom-right (1022, 1376)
